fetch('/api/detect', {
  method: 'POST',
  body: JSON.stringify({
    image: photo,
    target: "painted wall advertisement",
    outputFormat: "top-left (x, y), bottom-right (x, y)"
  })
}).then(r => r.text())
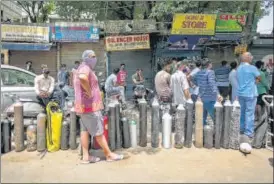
top-left (216, 14), bottom-right (246, 32)
top-left (51, 22), bottom-right (99, 42)
top-left (168, 35), bottom-right (211, 50)
top-left (1, 24), bottom-right (49, 43)
top-left (171, 14), bottom-right (217, 35)
top-left (105, 34), bottom-right (150, 51)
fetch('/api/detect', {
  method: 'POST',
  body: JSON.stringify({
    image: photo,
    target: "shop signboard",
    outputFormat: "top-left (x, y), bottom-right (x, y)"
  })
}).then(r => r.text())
top-left (168, 35), bottom-right (211, 50)
top-left (216, 13), bottom-right (246, 32)
top-left (51, 22), bottom-right (99, 42)
top-left (171, 14), bottom-right (217, 35)
top-left (1, 24), bottom-right (49, 43)
top-left (105, 34), bottom-right (150, 51)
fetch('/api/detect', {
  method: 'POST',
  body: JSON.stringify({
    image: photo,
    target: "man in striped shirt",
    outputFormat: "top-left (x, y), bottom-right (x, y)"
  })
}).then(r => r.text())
top-left (193, 59), bottom-right (223, 125)
top-left (214, 60), bottom-right (231, 99)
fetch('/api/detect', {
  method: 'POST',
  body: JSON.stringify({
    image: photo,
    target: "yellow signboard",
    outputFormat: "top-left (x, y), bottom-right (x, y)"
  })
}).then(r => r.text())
top-left (105, 34), bottom-right (150, 51)
top-left (1, 24), bottom-right (49, 43)
top-left (171, 14), bottom-right (217, 35)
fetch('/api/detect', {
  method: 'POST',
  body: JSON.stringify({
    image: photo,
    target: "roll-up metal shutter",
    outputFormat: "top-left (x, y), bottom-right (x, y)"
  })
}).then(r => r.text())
top-left (108, 50), bottom-right (152, 99)
top-left (60, 41), bottom-right (106, 78)
top-left (249, 47), bottom-right (273, 61)
top-left (9, 48), bottom-right (57, 78)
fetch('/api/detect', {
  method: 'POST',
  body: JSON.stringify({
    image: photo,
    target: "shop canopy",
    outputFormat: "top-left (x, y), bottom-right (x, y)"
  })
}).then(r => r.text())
top-left (1, 42), bottom-right (53, 51)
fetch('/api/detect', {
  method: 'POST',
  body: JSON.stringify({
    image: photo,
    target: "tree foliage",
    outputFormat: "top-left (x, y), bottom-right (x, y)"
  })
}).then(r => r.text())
top-left (17, 1), bottom-right (55, 23)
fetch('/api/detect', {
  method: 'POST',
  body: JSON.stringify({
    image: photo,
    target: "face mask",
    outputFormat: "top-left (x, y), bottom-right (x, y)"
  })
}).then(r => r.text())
top-left (85, 58), bottom-right (97, 69)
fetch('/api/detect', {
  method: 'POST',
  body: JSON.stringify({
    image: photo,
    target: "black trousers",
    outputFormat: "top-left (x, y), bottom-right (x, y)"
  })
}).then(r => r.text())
top-left (36, 94), bottom-right (52, 108)
top-left (218, 86), bottom-right (230, 99)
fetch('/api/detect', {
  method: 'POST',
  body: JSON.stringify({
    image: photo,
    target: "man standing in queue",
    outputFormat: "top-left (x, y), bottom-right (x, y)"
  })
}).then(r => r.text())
top-left (155, 59), bottom-right (173, 102)
top-left (237, 52), bottom-right (261, 147)
top-left (74, 50), bottom-right (124, 164)
top-left (117, 63), bottom-right (128, 103)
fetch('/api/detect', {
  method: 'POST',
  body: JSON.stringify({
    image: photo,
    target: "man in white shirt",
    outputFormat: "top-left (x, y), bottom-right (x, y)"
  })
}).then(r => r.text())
top-left (170, 61), bottom-right (191, 106)
top-left (34, 65), bottom-right (55, 107)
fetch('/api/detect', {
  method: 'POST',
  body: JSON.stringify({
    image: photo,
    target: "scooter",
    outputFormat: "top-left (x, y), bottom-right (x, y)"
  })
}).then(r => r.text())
top-left (133, 84), bottom-right (154, 106)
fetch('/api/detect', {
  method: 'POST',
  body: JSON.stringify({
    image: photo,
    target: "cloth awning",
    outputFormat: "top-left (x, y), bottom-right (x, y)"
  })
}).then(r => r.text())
top-left (1, 42), bottom-right (53, 51)
top-left (211, 33), bottom-right (243, 41)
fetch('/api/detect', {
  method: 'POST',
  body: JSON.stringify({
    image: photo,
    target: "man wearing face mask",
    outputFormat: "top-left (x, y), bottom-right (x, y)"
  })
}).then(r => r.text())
top-left (74, 50), bottom-right (124, 164)
top-left (26, 61), bottom-right (35, 73)
top-left (34, 65), bottom-right (55, 107)
top-left (70, 61), bottom-right (80, 87)
top-left (58, 64), bottom-right (70, 86)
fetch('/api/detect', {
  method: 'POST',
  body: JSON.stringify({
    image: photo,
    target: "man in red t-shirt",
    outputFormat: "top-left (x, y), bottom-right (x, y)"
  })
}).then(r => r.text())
top-left (117, 63), bottom-right (128, 102)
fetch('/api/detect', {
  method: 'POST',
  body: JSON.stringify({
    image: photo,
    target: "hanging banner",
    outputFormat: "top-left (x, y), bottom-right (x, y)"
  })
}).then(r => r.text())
top-left (105, 34), bottom-right (150, 51)
top-left (1, 24), bottom-right (49, 43)
top-left (171, 14), bottom-right (217, 35)
top-left (168, 35), bottom-right (211, 50)
top-left (216, 14), bottom-right (246, 32)
top-left (51, 22), bottom-right (99, 42)
top-left (104, 19), bottom-right (157, 34)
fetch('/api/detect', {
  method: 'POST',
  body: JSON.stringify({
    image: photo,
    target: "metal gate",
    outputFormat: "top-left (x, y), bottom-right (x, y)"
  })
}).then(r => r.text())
top-left (108, 50), bottom-right (153, 99)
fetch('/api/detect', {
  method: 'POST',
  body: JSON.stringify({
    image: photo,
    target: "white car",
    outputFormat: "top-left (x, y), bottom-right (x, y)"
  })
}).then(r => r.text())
top-left (1, 64), bottom-right (37, 113)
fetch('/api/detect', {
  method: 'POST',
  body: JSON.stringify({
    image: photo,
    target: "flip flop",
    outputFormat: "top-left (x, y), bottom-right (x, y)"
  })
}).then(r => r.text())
top-left (106, 154), bottom-right (124, 162)
top-left (81, 156), bottom-right (101, 164)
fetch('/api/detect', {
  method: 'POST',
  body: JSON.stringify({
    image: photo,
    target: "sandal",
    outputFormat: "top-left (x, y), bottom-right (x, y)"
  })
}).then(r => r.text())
top-left (106, 154), bottom-right (124, 162)
top-left (81, 156), bottom-right (101, 164)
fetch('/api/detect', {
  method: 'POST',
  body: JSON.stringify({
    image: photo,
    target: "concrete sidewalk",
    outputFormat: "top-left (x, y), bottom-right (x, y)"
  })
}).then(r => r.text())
top-left (1, 146), bottom-right (273, 183)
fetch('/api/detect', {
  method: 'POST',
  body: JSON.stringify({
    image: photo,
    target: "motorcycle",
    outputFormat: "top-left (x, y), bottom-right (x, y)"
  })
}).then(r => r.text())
top-left (4, 83), bottom-right (74, 128)
top-left (133, 84), bottom-right (154, 106)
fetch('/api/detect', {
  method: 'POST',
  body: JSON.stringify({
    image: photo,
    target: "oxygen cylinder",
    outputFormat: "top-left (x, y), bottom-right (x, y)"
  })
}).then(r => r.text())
top-left (139, 98), bottom-right (147, 147)
top-left (61, 119), bottom-right (70, 150)
top-left (121, 117), bottom-right (130, 148)
top-left (78, 123), bottom-right (83, 159)
top-left (203, 125), bottom-right (214, 149)
top-left (214, 101), bottom-right (223, 149)
top-left (2, 118), bottom-right (11, 153)
top-left (14, 102), bottom-right (25, 152)
top-left (114, 101), bottom-right (122, 149)
top-left (151, 98), bottom-right (160, 148)
top-left (184, 99), bottom-right (194, 148)
top-left (69, 108), bottom-right (77, 150)
top-left (26, 123), bottom-right (37, 152)
top-left (174, 104), bottom-right (185, 149)
top-left (229, 100), bottom-right (241, 149)
top-left (222, 100), bottom-right (232, 149)
top-left (162, 111), bottom-right (172, 149)
top-left (36, 113), bottom-right (47, 152)
top-left (108, 101), bottom-right (116, 151)
top-left (129, 119), bottom-right (137, 148)
top-left (171, 103), bottom-right (177, 132)
top-left (194, 99), bottom-right (203, 148)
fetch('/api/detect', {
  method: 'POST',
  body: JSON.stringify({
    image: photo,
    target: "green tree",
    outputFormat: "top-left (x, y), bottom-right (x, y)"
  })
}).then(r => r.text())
top-left (17, 1), bottom-right (55, 23)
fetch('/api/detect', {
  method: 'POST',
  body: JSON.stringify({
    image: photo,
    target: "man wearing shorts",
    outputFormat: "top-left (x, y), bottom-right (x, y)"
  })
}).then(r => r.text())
top-left (74, 50), bottom-right (124, 164)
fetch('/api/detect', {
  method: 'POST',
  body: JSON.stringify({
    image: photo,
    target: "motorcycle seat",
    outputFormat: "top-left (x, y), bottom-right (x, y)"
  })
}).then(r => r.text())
top-left (19, 98), bottom-right (39, 103)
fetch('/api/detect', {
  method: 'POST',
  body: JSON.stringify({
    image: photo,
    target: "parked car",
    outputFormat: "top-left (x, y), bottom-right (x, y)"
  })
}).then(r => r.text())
top-left (1, 64), bottom-right (37, 113)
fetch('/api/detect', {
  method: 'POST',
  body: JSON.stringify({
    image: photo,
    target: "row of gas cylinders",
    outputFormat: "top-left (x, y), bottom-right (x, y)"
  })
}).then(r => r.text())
top-left (106, 98), bottom-right (242, 150)
top-left (1, 102), bottom-right (81, 153)
top-left (2, 98), bottom-right (242, 154)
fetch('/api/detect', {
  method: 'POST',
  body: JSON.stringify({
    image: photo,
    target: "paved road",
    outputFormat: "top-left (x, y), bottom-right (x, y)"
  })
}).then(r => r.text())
top-left (1, 146), bottom-right (273, 183)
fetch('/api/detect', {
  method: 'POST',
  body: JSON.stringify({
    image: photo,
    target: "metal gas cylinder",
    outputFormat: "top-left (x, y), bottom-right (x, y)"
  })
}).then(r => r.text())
top-left (26, 123), bottom-right (37, 152)
top-left (174, 104), bottom-right (185, 149)
top-left (2, 117), bottom-right (11, 153)
top-left (194, 99), bottom-right (203, 148)
top-left (139, 98), bottom-right (147, 147)
top-left (121, 116), bottom-right (130, 148)
top-left (229, 100), bottom-right (241, 149)
top-left (214, 101), bottom-right (223, 149)
top-left (162, 111), bottom-right (172, 149)
top-left (129, 119), bottom-right (137, 148)
top-left (61, 119), bottom-right (70, 150)
top-left (108, 101), bottom-right (116, 151)
top-left (37, 113), bottom-right (47, 152)
top-left (69, 108), bottom-right (77, 150)
top-left (151, 98), bottom-right (160, 148)
top-left (222, 100), bottom-right (232, 149)
top-left (203, 124), bottom-right (213, 149)
top-left (14, 101), bottom-right (25, 152)
top-left (114, 100), bottom-right (122, 149)
top-left (184, 99), bottom-right (194, 148)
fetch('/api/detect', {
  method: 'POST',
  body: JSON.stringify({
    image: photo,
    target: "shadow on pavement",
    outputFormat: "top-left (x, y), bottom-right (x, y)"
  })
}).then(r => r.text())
top-left (125, 147), bottom-right (161, 155)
